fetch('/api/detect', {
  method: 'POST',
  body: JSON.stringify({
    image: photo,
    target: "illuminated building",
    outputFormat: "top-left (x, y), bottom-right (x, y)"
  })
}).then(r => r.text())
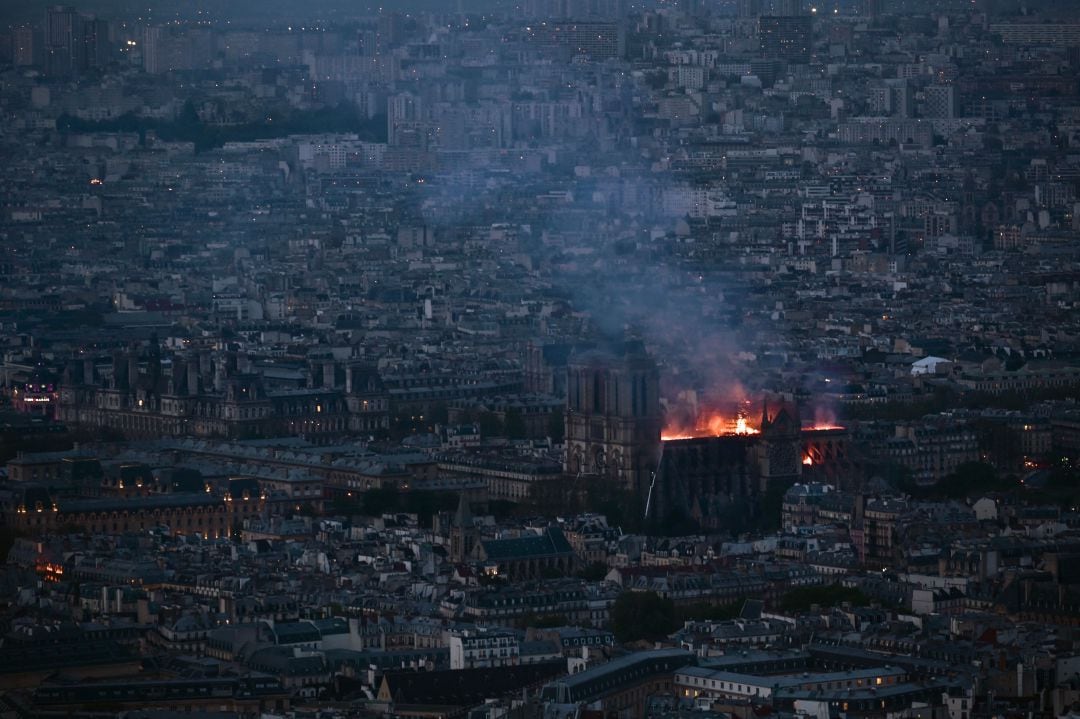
top-left (58, 350), bottom-right (387, 441)
top-left (652, 405), bottom-right (851, 530)
top-left (5, 486), bottom-right (264, 539)
top-left (448, 628), bottom-right (520, 670)
top-left (12, 380), bottom-right (59, 418)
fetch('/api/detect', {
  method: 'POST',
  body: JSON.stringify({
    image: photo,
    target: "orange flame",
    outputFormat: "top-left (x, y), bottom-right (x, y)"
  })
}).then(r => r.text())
top-left (662, 409), bottom-right (760, 441)
top-left (805, 405), bottom-right (843, 432)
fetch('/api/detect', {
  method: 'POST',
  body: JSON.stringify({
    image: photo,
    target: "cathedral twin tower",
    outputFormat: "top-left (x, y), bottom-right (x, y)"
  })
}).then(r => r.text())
top-left (563, 341), bottom-right (663, 496)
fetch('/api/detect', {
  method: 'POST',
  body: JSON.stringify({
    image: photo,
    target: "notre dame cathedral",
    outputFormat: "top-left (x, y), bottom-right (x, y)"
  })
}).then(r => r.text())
top-left (562, 342), bottom-right (837, 530)
top-left (563, 341), bottom-right (664, 496)
top-left (647, 403), bottom-right (805, 529)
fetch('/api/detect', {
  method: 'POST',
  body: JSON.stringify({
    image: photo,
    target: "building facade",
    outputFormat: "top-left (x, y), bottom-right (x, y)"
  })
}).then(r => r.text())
top-left (564, 342), bottom-right (663, 496)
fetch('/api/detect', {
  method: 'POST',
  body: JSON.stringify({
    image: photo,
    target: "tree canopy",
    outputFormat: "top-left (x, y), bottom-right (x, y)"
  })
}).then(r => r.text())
top-left (778, 584), bottom-right (873, 613)
top-left (610, 591), bottom-right (678, 643)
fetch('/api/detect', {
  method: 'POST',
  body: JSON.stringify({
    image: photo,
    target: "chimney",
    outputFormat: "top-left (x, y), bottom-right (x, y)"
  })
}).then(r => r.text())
top-left (323, 361), bottom-right (336, 389)
top-left (345, 365), bottom-right (354, 394)
top-left (83, 358), bottom-right (95, 385)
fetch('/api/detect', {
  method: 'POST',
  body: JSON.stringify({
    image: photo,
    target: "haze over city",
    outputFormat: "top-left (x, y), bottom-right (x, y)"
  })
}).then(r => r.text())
top-left (1, 0), bottom-right (1080, 717)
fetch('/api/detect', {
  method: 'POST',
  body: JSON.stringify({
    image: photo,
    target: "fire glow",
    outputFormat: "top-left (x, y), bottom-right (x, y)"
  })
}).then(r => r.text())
top-left (661, 411), bottom-right (760, 441)
top-left (662, 397), bottom-right (845, 442)
top-left (805, 404), bottom-right (844, 432)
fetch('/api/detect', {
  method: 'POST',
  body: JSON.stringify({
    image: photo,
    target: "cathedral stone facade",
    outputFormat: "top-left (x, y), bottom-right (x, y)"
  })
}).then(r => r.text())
top-left (563, 341), bottom-right (663, 496)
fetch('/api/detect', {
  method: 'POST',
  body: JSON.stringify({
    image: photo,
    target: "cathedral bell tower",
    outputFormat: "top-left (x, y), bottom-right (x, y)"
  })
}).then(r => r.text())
top-left (564, 341), bottom-right (662, 496)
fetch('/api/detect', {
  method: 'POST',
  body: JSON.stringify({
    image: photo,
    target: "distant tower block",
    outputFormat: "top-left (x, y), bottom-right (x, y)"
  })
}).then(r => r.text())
top-left (564, 341), bottom-right (662, 495)
top-left (758, 15), bottom-right (812, 62)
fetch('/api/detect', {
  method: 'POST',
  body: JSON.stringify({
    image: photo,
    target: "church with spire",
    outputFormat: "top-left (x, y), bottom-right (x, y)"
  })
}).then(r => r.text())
top-left (447, 496), bottom-right (575, 580)
top-left (449, 494), bottom-right (477, 564)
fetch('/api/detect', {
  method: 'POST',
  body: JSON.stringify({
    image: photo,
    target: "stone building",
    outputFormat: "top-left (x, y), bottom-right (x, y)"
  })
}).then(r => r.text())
top-left (564, 341), bottom-right (663, 496)
top-left (58, 349), bottom-right (388, 441)
top-left (5, 488), bottom-right (259, 539)
top-left (651, 404), bottom-right (810, 530)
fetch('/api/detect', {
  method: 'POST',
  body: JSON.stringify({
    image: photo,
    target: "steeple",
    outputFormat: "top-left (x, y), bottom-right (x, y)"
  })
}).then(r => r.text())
top-left (454, 494), bottom-right (472, 528)
top-left (450, 494), bottom-right (476, 563)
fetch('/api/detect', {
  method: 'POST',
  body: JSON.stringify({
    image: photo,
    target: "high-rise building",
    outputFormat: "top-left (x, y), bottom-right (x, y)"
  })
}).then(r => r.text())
top-left (869, 80), bottom-right (914, 118)
top-left (868, 86), bottom-right (892, 115)
top-left (523, 0), bottom-right (626, 18)
top-left (889, 80), bottom-right (914, 118)
top-left (141, 26), bottom-right (162, 74)
top-left (77, 16), bottom-right (111, 72)
top-left (737, 0), bottom-right (762, 17)
top-left (357, 29), bottom-right (378, 56)
top-left (989, 23), bottom-right (1080, 46)
top-left (388, 92), bottom-right (424, 147)
top-left (523, 21), bottom-right (625, 59)
top-left (758, 15), bottom-right (812, 61)
top-left (750, 58), bottom-right (781, 87)
top-left (44, 5), bottom-right (78, 76)
top-left (13, 25), bottom-right (37, 66)
top-left (769, 0), bottom-right (803, 15)
top-left (922, 85), bottom-right (956, 119)
top-left (376, 11), bottom-right (405, 54)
